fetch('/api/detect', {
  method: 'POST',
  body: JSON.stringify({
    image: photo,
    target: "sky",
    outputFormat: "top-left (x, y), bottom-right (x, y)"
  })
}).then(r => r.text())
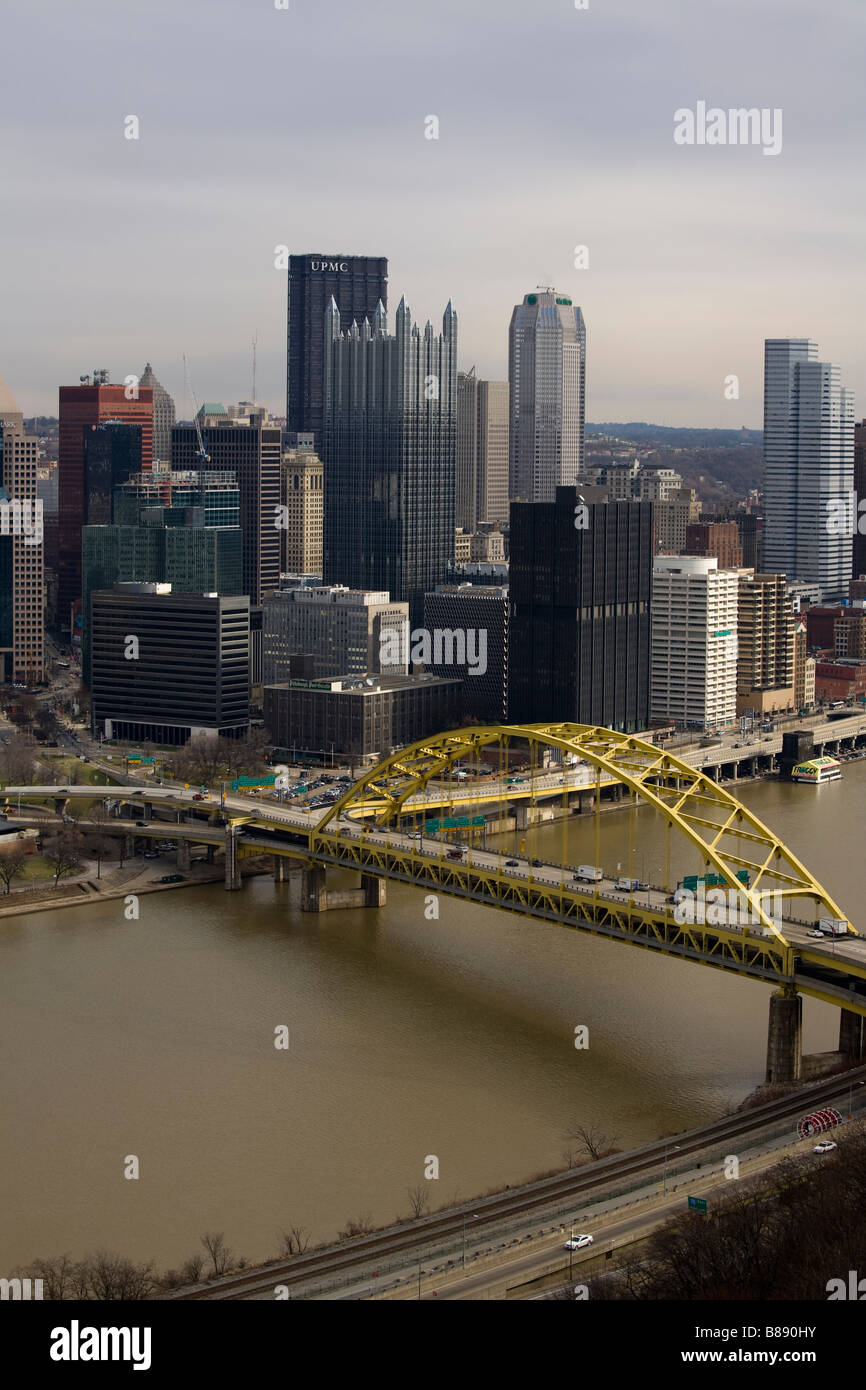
top-left (2, 0), bottom-right (864, 427)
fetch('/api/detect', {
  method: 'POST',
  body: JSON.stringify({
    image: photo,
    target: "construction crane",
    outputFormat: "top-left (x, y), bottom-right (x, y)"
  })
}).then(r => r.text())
top-left (183, 353), bottom-right (210, 466)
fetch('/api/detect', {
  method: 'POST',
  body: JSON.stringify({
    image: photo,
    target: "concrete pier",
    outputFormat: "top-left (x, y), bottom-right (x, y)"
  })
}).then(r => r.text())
top-left (765, 987), bottom-right (802, 1085)
top-left (301, 864), bottom-right (387, 913)
top-left (224, 826), bottom-right (241, 891)
top-left (839, 1008), bottom-right (865, 1061)
top-left (176, 838), bottom-right (190, 870)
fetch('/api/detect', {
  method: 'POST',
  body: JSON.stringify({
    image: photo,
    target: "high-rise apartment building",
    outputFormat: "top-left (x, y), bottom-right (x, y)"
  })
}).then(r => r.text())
top-left (172, 417), bottom-right (280, 603)
top-left (508, 289), bottom-right (586, 502)
top-left (0, 377), bottom-right (44, 683)
top-left (322, 295), bottom-right (457, 624)
top-left (456, 369), bottom-right (509, 530)
top-left (139, 364), bottom-right (176, 463)
top-left (736, 572), bottom-right (794, 716)
top-left (650, 556), bottom-right (739, 730)
top-left (508, 489), bottom-right (652, 731)
top-left (286, 253), bottom-right (388, 447)
top-left (793, 620), bottom-right (816, 710)
top-left (762, 339), bottom-right (854, 601)
top-left (279, 442), bottom-right (323, 575)
top-left (262, 585), bottom-right (408, 684)
top-left (58, 381), bottom-right (153, 624)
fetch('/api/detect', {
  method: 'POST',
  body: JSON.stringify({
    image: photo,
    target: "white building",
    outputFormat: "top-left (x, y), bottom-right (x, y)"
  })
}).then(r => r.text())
top-left (651, 556), bottom-right (739, 730)
top-left (762, 338), bottom-right (854, 602)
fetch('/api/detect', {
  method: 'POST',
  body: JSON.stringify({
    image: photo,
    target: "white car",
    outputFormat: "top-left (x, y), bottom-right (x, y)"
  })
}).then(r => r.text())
top-left (564, 1233), bottom-right (593, 1250)
top-left (807, 929), bottom-right (825, 939)
top-left (813, 1141), bottom-right (837, 1154)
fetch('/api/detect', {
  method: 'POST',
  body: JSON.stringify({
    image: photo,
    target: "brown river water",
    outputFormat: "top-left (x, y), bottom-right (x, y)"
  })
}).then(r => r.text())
top-left (0, 766), bottom-right (858, 1271)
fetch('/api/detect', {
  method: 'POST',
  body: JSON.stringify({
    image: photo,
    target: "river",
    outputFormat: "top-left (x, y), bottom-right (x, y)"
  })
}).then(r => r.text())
top-left (0, 763), bottom-right (856, 1272)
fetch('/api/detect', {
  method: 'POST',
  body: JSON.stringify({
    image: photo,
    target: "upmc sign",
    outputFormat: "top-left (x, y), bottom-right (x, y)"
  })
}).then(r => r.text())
top-left (310, 260), bottom-right (349, 272)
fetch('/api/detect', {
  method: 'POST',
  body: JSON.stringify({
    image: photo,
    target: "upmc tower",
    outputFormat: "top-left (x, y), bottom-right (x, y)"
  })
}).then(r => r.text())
top-left (286, 253), bottom-right (388, 447)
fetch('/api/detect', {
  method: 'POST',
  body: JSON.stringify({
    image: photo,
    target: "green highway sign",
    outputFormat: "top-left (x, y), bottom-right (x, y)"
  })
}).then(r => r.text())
top-left (687, 1196), bottom-right (708, 1213)
top-left (472, 817), bottom-right (484, 826)
top-left (425, 820), bottom-right (440, 832)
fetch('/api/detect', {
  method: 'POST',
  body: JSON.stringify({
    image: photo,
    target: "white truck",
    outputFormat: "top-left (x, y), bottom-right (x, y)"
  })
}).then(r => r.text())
top-left (616, 876), bottom-right (640, 891)
top-left (818, 917), bottom-right (851, 937)
top-left (575, 864), bottom-right (603, 883)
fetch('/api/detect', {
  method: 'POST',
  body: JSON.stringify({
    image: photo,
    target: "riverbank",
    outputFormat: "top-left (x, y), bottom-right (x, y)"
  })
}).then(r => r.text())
top-left (0, 858), bottom-right (272, 918)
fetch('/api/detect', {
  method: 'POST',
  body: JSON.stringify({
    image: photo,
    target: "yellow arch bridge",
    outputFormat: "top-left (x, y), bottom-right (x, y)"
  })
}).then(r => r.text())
top-left (10, 723), bottom-right (866, 1084)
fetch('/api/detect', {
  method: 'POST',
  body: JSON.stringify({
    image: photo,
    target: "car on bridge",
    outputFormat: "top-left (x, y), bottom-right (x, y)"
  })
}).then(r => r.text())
top-left (505, 859), bottom-right (519, 867)
top-left (564, 1233), bottom-right (593, 1250)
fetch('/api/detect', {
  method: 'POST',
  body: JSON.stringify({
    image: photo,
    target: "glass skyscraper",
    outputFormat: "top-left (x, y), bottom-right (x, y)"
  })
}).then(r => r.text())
top-left (286, 253), bottom-right (388, 448)
top-left (763, 338), bottom-right (854, 602)
top-left (508, 289), bottom-right (586, 502)
top-left (322, 295), bottom-right (457, 625)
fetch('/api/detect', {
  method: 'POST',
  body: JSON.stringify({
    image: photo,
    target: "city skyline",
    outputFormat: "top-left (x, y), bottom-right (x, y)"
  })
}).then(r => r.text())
top-left (3, 0), bottom-right (864, 426)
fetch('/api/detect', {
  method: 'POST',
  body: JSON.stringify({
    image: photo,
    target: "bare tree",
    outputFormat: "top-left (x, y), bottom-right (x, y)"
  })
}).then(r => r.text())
top-left (407, 1185), bottom-right (429, 1219)
top-left (0, 729), bottom-right (38, 785)
top-left (12, 1254), bottom-right (78, 1300)
top-left (338, 1213), bottom-right (375, 1240)
top-left (0, 844), bottom-right (29, 893)
top-left (8, 692), bottom-right (38, 728)
top-left (76, 1250), bottom-right (155, 1300)
top-left (200, 1231), bottom-right (234, 1277)
top-left (42, 829), bottom-right (86, 887)
top-left (567, 1123), bottom-right (618, 1161)
top-left (277, 1225), bottom-right (311, 1257)
top-left (86, 832), bottom-right (115, 879)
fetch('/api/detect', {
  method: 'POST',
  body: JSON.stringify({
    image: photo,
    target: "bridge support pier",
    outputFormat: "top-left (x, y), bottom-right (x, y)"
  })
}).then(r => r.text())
top-left (362, 873), bottom-right (387, 907)
top-left (176, 838), bottom-right (190, 870)
top-left (839, 1008), bottom-right (865, 1061)
top-left (301, 864), bottom-right (387, 912)
top-left (577, 791), bottom-right (595, 814)
top-left (224, 826), bottom-right (242, 891)
top-left (273, 855), bottom-right (288, 883)
top-left (765, 987), bottom-right (802, 1085)
top-left (206, 844), bottom-right (215, 863)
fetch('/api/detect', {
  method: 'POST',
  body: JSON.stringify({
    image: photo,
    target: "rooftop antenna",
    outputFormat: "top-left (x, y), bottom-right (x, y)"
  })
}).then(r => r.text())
top-left (252, 331), bottom-right (257, 405)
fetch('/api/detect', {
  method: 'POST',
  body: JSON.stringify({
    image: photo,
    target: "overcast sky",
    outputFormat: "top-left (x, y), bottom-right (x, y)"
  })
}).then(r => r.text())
top-left (2, 0), bottom-right (863, 426)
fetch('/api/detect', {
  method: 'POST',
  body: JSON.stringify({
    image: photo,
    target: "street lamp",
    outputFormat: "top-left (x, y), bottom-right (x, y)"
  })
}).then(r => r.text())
top-left (663, 1144), bottom-right (681, 1195)
top-left (462, 1213), bottom-right (479, 1270)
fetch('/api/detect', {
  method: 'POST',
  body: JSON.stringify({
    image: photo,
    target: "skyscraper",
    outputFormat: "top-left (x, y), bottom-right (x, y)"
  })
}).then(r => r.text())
top-left (58, 381), bottom-right (153, 626)
top-left (651, 557), bottom-right (739, 730)
top-left (0, 375), bottom-right (44, 684)
top-left (508, 288), bottom-right (586, 502)
top-left (853, 420), bottom-right (866, 580)
top-left (286, 253), bottom-right (388, 447)
top-left (139, 363), bottom-right (176, 463)
top-left (83, 421), bottom-right (142, 525)
top-left (508, 488), bottom-right (652, 731)
top-left (322, 295), bottom-right (457, 623)
top-left (762, 338), bottom-right (854, 601)
top-left (279, 439), bottom-right (323, 575)
top-left (456, 370), bottom-right (509, 531)
top-left (172, 416), bottom-right (281, 603)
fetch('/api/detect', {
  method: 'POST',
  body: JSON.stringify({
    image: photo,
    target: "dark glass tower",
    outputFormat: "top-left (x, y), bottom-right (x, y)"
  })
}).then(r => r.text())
top-left (508, 487), bottom-right (653, 732)
top-left (83, 421), bottom-right (142, 525)
top-left (322, 295), bottom-right (457, 625)
top-left (286, 253), bottom-right (388, 448)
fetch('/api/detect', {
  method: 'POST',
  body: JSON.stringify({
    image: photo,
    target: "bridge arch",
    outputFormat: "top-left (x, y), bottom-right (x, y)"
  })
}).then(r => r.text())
top-left (312, 722), bottom-right (854, 942)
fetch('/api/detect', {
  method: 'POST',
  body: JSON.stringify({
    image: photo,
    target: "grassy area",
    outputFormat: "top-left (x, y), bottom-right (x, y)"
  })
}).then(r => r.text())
top-left (35, 754), bottom-right (122, 787)
top-left (18, 854), bottom-right (59, 883)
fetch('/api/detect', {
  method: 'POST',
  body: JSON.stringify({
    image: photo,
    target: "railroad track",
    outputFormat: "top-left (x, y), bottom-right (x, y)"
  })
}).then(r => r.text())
top-left (168, 1063), bottom-right (866, 1300)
